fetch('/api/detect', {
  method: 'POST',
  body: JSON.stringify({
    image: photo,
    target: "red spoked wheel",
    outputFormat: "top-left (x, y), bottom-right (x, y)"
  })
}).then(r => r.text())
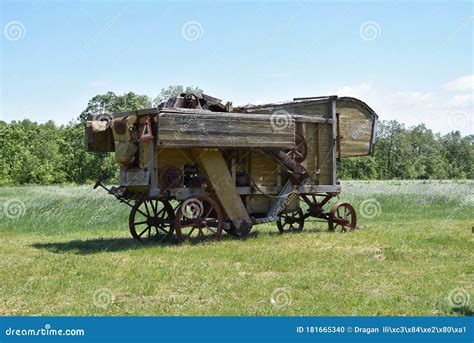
top-left (129, 198), bottom-right (175, 242)
top-left (174, 195), bottom-right (224, 242)
top-left (277, 208), bottom-right (305, 233)
top-left (328, 202), bottom-right (356, 232)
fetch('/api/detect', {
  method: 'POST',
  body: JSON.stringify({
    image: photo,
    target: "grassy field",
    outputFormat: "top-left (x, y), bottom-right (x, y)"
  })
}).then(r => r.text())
top-left (0, 180), bottom-right (472, 316)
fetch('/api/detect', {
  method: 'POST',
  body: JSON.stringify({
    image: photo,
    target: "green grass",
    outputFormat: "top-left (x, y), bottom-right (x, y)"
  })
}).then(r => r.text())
top-left (0, 180), bottom-right (472, 316)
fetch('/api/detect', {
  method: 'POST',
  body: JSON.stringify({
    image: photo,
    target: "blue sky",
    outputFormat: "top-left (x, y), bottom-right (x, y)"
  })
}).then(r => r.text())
top-left (1, 0), bottom-right (472, 134)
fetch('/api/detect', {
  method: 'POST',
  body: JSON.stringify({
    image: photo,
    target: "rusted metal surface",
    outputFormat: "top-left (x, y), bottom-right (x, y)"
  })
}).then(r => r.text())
top-left (174, 195), bottom-right (224, 242)
top-left (129, 198), bottom-right (175, 242)
top-left (328, 202), bottom-right (357, 232)
top-left (277, 208), bottom-right (305, 233)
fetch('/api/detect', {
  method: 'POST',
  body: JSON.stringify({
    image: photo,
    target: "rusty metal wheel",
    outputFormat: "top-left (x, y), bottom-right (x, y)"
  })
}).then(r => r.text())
top-left (277, 208), bottom-right (305, 233)
top-left (328, 202), bottom-right (356, 232)
top-left (129, 198), bottom-right (175, 242)
top-left (174, 195), bottom-right (224, 242)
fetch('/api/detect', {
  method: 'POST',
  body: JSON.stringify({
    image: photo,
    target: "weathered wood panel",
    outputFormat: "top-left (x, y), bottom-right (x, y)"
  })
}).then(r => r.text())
top-left (237, 96), bottom-right (377, 158)
top-left (317, 123), bottom-right (334, 186)
top-left (302, 122), bottom-right (318, 181)
top-left (155, 148), bottom-right (195, 187)
top-left (245, 195), bottom-right (272, 214)
top-left (157, 110), bottom-right (295, 148)
top-left (337, 103), bottom-right (375, 157)
top-left (238, 98), bottom-right (332, 118)
top-left (249, 151), bottom-right (279, 187)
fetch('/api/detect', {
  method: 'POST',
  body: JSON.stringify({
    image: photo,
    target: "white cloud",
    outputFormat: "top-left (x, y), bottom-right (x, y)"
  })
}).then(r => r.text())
top-left (337, 82), bottom-right (375, 99)
top-left (334, 81), bottom-right (473, 135)
top-left (387, 91), bottom-right (436, 108)
top-left (442, 74), bottom-right (474, 92)
top-left (449, 94), bottom-right (473, 107)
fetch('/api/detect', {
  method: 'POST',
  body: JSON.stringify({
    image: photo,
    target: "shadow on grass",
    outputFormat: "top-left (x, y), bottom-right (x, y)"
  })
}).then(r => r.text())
top-left (31, 237), bottom-right (173, 255)
top-left (451, 306), bottom-right (474, 316)
top-left (31, 223), bottom-right (334, 255)
top-left (31, 231), bottom-right (264, 254)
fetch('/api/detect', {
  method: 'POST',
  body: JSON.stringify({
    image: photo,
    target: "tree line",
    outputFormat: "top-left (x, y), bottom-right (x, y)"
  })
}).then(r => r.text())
top-left (338, 120), bottom-right (472, 180)
top-left (0, 89), bottom-right (472, 185)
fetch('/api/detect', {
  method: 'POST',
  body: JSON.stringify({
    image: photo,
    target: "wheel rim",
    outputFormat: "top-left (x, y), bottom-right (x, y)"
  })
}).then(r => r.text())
top-left (129, 199), bottom-right (175, 242)
top-left (329, 202), bottom-right (356, 232)
top-left (175, 195), bottom-right (224, 242)
top-left (277, 208), bottom-right (305, 233)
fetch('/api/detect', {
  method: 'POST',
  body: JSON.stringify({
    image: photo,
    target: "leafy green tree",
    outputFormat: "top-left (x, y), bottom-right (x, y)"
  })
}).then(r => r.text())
top-left (153, 85), bottom-right (203, 106)
top-left (338, 156), bottom-right (378, 180)
top-left (78, 91), bottom-right (152, 123)
top-left (440, 132), bottom-right (473, 179)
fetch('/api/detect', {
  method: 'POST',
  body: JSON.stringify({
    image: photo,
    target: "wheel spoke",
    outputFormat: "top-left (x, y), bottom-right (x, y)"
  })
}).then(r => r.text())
top-left (205, 206), bottom-right (213, 218)
top-left (159, 227), bottom-right (170, 235)
top-left (150, 200), bottom-right (157, 216)
top-left (175, 196), bottom-right (224, 242)
top-left (138, 226), bottom-right (151, 238)
top-left (144, 202), bottom-right (151, 217)
top-left (205, 225), bottom-right (216, 234)
top-left (156, 207), bottom-right (165, 217)
top-left (135, 208), bottom-right (149, 218)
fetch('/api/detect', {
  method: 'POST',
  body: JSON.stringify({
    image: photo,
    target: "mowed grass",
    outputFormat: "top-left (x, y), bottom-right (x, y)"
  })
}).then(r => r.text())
top-left (0, 180), bottom-right (472, 316)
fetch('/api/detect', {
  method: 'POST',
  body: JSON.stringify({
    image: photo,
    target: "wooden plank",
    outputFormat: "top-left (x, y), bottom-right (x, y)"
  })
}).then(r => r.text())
top-left (336, 97), bottom-right (377, 158)
top-left (318, 123), bottom-right (333, 185)
top-left (191, 149), bottom-right (251, 230)
top-left (158, 110), bottom-right (295, 149)
top-left (302, 122), bottom-right (318, 180)
top-left (294, 115), bottom-right (333, 124)
top-left (331, 97), bottom-right (337, 185)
